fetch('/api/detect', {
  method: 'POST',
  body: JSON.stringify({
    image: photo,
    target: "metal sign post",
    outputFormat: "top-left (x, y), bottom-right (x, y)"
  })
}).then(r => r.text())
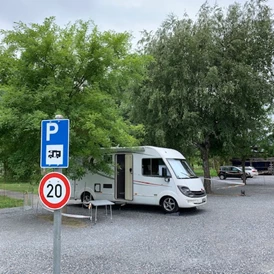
top-left (53, 209), bottom-right (62, 274)
top-left (38, 171), bottom-right (71, 274)
top-left (39, 115), bottom-right (70, 274)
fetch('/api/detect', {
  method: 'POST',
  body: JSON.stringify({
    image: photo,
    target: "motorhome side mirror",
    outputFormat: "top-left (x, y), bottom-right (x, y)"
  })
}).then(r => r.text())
top-left (162, 167), bottom-right (170, 178)
top-left (162, 167), bottom-right (167, 177)
top-left (162, 167), bottom-right (170, 182)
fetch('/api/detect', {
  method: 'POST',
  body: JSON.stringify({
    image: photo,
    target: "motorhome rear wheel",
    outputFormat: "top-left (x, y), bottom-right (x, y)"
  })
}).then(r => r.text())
top-left (81, 192), bottom-right (93, 207)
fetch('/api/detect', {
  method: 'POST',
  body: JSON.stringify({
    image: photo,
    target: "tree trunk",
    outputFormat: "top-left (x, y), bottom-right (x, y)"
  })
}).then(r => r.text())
top-left (199, 142), bottom-right (212, 193)
top-left (241, 157), bottom-right (247, 185)
top-left (3, 161), bottom-right (9, 181)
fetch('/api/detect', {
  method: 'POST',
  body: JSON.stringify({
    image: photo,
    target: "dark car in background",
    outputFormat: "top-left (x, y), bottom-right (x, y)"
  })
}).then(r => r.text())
top-left (218, 166), bottom-right (250, 180)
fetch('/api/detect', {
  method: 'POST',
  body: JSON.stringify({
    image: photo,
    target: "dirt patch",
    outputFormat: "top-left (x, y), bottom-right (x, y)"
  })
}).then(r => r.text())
top-left (38, 214), bottom-right (89, 227)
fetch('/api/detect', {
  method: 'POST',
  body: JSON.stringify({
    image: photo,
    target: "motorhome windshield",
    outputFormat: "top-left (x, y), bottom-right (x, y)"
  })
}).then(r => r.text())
top-left (167, 159), bottom-right (197, 179)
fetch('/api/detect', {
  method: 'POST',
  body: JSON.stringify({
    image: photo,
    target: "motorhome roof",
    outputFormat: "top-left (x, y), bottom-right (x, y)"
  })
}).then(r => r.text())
top-left (106, 146), bottom-right (146, 153)
top-left (105, 146), bottom-right (185, 159)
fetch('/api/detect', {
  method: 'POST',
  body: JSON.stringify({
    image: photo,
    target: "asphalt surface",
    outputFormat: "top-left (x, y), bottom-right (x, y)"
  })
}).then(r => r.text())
top-left (1, 176), bottom-right (274, 274)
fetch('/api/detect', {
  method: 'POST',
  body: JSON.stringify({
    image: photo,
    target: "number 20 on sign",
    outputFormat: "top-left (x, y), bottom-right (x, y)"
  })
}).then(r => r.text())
top-left (39, 172), bottom-right (71, 210)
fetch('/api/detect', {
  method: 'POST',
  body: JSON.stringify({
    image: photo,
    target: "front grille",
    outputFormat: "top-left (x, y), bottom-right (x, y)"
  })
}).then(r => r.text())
top-left (192, 191), bottom-right (206, 197)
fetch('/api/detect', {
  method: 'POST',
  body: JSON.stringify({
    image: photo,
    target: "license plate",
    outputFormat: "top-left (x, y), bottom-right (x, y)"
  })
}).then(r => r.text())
top-left (193, 198), bottom-right (204, 204)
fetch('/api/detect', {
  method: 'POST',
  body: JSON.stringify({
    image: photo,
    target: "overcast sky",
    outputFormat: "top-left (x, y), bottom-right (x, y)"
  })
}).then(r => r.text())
top-left (1, 0), bottom-right (273, 45)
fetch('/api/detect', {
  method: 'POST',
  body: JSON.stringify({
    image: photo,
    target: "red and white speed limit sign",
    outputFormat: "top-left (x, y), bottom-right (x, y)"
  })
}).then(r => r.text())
top-left (39, 172), bottom-right (71, 210)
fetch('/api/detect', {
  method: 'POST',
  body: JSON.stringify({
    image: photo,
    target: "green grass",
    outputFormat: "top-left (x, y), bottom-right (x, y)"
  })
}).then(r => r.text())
top-left (0, 182), bottom-right (38, 194)
top-left (0, 182), bottom-right (37, 209)
top-left (193, 167), bottom-right (217, 177)
top-left (0, 195), bottom-right (23, 209)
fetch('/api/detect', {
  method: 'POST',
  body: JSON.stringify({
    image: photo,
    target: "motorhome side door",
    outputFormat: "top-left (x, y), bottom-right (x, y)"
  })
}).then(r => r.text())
top-left (115, 153), bottom-right (133, 200)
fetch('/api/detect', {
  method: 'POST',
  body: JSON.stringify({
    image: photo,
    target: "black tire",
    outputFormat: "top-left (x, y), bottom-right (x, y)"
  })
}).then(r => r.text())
top-left (219, 174), bottom-right (226, 180)
top-left (81, 192), bottom-right (93, 207)
top-left (161, 196), bottom-right (179, 213)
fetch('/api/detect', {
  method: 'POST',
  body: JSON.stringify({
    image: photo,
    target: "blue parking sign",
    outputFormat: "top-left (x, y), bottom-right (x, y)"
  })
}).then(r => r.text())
top-left (40, 119), bottom-right (70, 168)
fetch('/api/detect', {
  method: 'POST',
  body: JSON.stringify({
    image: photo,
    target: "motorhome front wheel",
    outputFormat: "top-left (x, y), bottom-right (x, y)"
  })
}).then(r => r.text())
top-left (161, 196), bottom-right (179, 213)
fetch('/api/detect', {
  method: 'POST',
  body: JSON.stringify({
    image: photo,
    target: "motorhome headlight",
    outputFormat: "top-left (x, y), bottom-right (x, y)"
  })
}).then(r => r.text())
top-left (178, 186), bottom-right (195, 198)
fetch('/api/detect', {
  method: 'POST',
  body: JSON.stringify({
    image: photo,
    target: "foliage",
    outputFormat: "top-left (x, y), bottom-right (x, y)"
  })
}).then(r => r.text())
top-left (132, 0), bottom-right (274, 192)
top-left (0, 196), bottom-right (23, 209)
top-left (0, 182), bottom-right (36, 194)
top-left (192, 166), bottom-right (218, 177)
top-left (0, 17), bottom-right (149, 180)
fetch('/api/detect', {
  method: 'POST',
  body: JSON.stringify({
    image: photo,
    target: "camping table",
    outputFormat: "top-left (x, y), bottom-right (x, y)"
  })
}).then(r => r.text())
top-left (90, 200), bottom-right (115, 224)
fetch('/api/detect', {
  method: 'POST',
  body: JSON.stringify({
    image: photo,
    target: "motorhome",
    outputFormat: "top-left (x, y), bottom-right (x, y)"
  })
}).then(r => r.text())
top-left (69, 146), bottom-right (207, 213)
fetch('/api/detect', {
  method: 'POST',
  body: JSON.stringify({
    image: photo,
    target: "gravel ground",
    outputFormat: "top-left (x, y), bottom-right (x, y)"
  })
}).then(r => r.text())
top-left (1, 176), bottom-right (274, 274)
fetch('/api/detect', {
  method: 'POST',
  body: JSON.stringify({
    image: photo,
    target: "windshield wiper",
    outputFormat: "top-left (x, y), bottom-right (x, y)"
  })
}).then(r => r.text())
top-left (177, 172), bottom-right (197, 179)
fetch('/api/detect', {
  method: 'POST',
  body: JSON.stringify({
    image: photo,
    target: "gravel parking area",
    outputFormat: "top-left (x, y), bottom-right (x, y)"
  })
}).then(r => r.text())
top-left (1, 176), bottom-right (274, 274)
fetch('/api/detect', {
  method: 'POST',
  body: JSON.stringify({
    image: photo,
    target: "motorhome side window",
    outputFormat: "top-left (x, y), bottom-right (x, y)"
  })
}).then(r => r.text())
top-left (142, 158), bottom-right (170, 177)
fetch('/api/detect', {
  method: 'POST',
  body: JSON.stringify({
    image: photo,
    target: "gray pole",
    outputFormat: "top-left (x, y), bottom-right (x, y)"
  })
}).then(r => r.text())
top-left (53, 194), bottom-right (62, 274)
top-left (53, 115), bottom-right (63, 274)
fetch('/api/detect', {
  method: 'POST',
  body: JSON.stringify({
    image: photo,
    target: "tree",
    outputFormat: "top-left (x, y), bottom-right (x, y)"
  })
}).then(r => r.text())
top-left (132, 0), bottom-right (274, 192)
top-left (0, 17), bottom-right (148, 181)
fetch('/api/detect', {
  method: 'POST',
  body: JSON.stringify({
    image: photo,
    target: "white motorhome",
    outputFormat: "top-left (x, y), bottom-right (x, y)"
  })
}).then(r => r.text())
top-left (69, 146), bottom-right (207, 213)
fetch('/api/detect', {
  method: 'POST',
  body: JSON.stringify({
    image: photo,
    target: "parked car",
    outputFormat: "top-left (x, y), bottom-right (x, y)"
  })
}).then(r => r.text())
top-left (218, 166), bottom-right (249, 180)
top-left (239, 166), bottom-right (258, 177)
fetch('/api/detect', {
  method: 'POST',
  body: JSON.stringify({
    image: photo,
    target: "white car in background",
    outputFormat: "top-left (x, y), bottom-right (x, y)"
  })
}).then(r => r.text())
top-left (243, 166), bottom-right (259, 177)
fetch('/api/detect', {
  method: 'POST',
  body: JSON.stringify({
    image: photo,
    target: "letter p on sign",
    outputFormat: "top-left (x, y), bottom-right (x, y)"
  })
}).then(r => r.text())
top-left (47, 123), bottom-right (58, 141)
